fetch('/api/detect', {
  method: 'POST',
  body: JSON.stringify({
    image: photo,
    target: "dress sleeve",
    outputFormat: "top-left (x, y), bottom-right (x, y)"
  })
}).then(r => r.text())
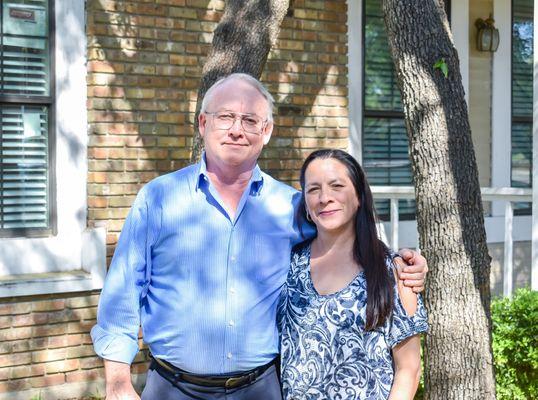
top-left (91, 185), bottom-right (159, 364)
top-left (386, 264), bottom-right (429, 348)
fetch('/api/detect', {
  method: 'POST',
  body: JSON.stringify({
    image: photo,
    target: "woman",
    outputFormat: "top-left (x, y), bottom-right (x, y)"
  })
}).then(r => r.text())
top-left (279, 149), bottom-right (428, 399)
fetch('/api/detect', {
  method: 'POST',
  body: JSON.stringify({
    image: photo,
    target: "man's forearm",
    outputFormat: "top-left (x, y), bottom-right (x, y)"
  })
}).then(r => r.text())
top-left (104, 359), bottom-right (139, 399)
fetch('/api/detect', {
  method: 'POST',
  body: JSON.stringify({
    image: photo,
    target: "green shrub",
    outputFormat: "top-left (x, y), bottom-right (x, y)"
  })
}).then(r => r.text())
top-left (492, 288), bottom-right (538, 400)
top-left (415, 288), bottom-right (537, 399)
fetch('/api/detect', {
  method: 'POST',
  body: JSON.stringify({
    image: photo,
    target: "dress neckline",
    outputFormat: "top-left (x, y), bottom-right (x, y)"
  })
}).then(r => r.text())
top-left (304, 243), bottom-right (365, 298)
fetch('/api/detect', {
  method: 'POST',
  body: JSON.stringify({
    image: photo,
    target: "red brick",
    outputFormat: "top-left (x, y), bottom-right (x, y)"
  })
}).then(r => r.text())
top-left (30, 373), bottom-right (65, 388)
top-left (0, 379), bottom-right (31, 393)
top-left (0, 326), bottom-right (32, 341)
top-left (80, 357), bottom-right (103, 370)
top-left (31, 299), bottom-right (65, 312)
top-left (45, 359), bottom-right (79, 374)
top-left (32, 323), bottom-right (66, 338)
top-left (0, 303), bottom-right (31, 316)
top-left (0, 353), bottom-right (31, 368)
top-left (67, 345), bottom-right (96, 359)
top-left (32, 348), bottom-right (67, 363)
top-left (10, 364), bottom-right (45, 379)
top-left (65, 368), bottom-right (104, 383)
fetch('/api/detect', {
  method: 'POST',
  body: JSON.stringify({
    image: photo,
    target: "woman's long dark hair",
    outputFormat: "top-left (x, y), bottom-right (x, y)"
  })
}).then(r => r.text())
top-left (298, 149), bottom-right (393, 330)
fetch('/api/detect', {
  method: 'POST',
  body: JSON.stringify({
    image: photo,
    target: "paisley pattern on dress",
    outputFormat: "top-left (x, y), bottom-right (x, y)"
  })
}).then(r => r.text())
top-left (278, 242), bottom-right (428, 400)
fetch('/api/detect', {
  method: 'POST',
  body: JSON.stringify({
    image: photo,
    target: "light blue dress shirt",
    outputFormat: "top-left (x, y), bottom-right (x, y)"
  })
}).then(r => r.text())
top-left (91, 157), bottom-right (309, 374)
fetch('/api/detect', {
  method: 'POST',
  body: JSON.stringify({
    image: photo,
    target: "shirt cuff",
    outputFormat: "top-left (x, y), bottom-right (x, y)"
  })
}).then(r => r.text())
top-left (90, 324), bottom-right (140, 364)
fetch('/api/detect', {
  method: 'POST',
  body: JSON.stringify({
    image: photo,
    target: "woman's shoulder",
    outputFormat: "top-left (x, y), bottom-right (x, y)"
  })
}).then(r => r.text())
top-left (291, 238), bottom-right (312, 258)
top-left (288, 239), bottom-right (312, 277)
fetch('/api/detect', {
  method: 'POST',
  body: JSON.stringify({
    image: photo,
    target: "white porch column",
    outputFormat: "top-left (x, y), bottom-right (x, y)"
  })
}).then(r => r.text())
top-left (531, 1), bottom-right (538, 290)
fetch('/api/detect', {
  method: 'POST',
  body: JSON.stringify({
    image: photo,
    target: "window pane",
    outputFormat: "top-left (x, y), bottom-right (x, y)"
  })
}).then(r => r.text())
top-left (363, 117), bottom-right (415, 219)
top-left (512, 0), bottom-right (533, 213)
top-left (0, 104), bottom-right (49, 229)
top-left (1, 0), bottom-right (50, 96)
top-left (364, 0), bottom-right (402, 112)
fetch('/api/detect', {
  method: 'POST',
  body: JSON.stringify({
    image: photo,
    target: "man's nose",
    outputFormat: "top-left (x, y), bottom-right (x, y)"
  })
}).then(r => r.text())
top-left (228, 116), bottom-right (244, 136)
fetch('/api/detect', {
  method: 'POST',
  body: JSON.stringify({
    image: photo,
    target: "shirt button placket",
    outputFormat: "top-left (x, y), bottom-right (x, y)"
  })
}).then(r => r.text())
top-left (225, 226), bottom-right (236, 369)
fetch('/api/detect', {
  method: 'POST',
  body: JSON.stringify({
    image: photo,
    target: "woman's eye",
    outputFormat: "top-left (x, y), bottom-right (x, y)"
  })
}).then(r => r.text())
top-left (306, 187), bottom-right (319, 194)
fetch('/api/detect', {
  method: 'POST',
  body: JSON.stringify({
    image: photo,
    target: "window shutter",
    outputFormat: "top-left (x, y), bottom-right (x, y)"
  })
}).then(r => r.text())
top-left (0, 105), bottom-right (49, 229)
top-left (1, 36), bottom-right (49, 96)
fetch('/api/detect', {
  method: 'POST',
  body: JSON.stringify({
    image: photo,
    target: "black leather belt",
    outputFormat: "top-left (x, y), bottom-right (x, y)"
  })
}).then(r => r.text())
top-left (151, 357), bottom-right (276, 389)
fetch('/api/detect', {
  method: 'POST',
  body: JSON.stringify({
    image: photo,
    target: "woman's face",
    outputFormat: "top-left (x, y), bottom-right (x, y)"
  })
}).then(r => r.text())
top-left (304, 157), bottom-right (360, 236)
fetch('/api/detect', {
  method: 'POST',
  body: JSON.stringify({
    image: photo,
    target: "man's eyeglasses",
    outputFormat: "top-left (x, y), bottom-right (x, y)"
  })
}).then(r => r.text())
top-left (205, 111), bottom-right (267, 135)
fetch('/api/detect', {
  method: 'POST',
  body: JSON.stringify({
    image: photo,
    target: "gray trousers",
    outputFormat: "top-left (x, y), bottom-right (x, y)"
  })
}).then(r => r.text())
top-left (141, 365), bottom-right (282, 400)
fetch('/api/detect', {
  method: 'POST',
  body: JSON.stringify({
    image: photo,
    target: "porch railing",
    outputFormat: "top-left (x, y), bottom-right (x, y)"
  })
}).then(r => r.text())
top-left (371, 186), bottom-right (533, 297)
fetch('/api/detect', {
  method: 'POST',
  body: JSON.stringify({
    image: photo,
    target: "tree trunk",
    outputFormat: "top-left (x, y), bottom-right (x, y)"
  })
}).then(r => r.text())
top-left (190, 0), bottom-right (290, 162)
top-left (382, 1), bottom-right (495, 399)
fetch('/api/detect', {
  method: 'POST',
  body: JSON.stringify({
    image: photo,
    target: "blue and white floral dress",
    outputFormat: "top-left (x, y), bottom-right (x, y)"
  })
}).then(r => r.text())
top-left (278, 242), bottom-right (428, 400)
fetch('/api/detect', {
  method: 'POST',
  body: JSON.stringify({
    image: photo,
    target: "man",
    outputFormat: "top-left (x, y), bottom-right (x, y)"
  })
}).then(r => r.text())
top-left (91, 74), bottom-right (427, 399)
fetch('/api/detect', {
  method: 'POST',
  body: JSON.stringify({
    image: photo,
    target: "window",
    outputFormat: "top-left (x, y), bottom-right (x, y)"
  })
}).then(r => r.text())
top-left (512, 0), bottom-right (533, 214)
top-left (362, 0), bottom-right (414, 220)
top-left (0, 0), bottom-right (54, 236)
top-left (0, 0), bottom-right (106, 297)
top-left (362, 0), bottom-right (451, 220)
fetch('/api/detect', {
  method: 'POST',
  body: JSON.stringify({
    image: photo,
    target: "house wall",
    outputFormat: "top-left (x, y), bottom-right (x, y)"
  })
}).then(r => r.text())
top-left (0, 1), bottom-right (349, 398)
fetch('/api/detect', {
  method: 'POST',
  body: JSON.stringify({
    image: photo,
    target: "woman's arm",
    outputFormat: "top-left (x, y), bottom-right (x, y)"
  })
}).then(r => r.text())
top-left (388, 335), bottom-right (422, 400)
top-left (388, 274), bottom-right (423, 399)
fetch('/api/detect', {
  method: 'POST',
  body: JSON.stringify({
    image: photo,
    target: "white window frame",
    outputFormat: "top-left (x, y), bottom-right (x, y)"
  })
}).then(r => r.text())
top-left (0, 0), bottom-right (106, 297)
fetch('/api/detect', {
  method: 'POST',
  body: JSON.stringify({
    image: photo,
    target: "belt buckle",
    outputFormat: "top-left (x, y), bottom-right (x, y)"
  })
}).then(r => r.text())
top-left (225, 376), bottom-right (245, 389)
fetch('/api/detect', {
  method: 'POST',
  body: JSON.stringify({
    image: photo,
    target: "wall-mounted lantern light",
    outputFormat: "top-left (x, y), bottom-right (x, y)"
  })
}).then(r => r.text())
top-left (475, 15), bottom-right (500, 52)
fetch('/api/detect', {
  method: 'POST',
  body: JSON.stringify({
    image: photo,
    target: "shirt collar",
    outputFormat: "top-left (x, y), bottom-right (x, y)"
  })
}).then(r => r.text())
top-left (195, 152), bottom-right (264, 194)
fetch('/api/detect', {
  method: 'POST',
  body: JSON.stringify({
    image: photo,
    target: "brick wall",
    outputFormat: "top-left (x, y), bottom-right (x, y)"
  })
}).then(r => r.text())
top-left (0, 0), bottom-right (349, 398)
top-left (0, 294), bottom-right (101, 397)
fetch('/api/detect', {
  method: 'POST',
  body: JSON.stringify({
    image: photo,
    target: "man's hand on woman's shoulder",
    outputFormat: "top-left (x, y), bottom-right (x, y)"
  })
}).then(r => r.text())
top-left (394, 249), bottom-right (428, 293)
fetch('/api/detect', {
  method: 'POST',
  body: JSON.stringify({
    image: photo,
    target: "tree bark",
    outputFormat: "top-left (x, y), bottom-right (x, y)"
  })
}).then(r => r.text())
top-left (190, 0), bottom-right (290, 162)
top-left (382, 1), bottom-right (496, 399)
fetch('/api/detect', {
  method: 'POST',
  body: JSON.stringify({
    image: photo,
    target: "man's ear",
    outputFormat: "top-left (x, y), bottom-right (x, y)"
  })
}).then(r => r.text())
top-left (198, 112), bottom-right (207, 138)
top-left (262, 121), bottom-right (274, 145)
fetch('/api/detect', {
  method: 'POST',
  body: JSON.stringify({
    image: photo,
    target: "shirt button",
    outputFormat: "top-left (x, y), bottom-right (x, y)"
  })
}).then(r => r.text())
top-left (229, 320), bottom-right (235, 327)
top-left (230, 287), bottom-right (236, 294)
top-left (227, 352), bottom-right (233, 359)
top-left (230, 256), bottom-right (236, 262)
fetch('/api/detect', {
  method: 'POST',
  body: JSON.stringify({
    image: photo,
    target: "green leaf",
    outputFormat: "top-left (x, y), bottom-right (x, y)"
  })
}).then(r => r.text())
top-left (433, 58), bottom-right (449, 78)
